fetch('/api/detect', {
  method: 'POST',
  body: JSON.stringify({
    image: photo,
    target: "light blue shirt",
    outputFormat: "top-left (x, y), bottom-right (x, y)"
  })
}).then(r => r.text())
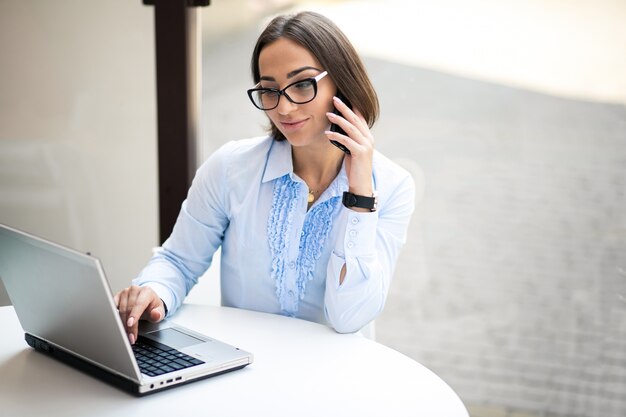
top-left (134, 136), bottom-right (415, 333)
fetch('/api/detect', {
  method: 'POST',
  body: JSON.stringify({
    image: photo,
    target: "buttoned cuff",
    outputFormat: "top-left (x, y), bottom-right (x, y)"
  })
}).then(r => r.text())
top-left (342, 208), bottom-right (378, 256)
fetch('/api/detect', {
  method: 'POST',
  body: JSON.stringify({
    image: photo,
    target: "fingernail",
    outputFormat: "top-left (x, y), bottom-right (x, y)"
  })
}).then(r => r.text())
top-left (324, 130), bottom-right (333, 136)
top-left (333, 96), bottom-right (342, 102)
top-left (129, 333), bottom-right (135, 345)
top-left (127, 317), bottom-right (134, 327)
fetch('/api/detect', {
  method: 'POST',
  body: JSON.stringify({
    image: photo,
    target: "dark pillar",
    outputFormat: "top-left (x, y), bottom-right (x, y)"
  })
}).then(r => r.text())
top-left (143, 0), bottom-right (210, 243)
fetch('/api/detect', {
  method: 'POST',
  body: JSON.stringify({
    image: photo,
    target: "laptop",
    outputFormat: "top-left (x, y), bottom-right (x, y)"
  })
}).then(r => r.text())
top-left (0, 223), bottom-right (253, 396)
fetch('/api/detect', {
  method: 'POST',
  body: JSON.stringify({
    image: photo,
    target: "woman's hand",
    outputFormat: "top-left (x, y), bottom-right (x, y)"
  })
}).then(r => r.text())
top-left (114, 285), bottom-right (165, 344)
top-left (325, 96), bottom-right (375, 202)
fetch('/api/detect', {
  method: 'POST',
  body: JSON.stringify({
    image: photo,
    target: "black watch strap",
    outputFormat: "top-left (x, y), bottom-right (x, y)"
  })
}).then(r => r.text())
top-left (342, 191), bottom-right (378, 212)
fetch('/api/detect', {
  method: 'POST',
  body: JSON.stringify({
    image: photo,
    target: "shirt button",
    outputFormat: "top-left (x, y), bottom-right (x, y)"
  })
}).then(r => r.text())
top-left (350, 217), bottom-right (359, 225)
top-left (349, 230), bottom-right (358, 237)
top-left (288, 261), bottom-right (296, 269)
top-left (347, 241), bottom-right (355, 249)
top-left (288, 290), bottom-right (295, 298)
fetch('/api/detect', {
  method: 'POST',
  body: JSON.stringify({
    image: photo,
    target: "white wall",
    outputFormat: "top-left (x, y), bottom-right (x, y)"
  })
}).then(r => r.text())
top-left (0, 0), bottom-right (158, 305)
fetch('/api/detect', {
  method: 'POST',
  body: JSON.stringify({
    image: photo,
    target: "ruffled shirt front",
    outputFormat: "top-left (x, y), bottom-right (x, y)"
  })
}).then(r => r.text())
top-left (268, 174), bottom-right (341, 315)
top-left (133, 136), bottom-right (415, 333)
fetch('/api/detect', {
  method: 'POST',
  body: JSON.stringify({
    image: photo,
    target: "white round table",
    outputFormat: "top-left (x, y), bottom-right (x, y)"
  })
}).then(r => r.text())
top-left (0, 304), bottom-right (468, 417)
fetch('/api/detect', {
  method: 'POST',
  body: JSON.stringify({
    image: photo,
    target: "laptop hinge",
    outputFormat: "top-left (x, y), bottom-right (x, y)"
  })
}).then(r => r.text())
top-left (25, 333), bottom-right (141, 396)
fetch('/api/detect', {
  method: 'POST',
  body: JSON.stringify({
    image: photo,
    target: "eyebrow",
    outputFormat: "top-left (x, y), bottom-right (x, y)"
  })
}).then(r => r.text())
top-left (259, 66), bottom-right (322, 82)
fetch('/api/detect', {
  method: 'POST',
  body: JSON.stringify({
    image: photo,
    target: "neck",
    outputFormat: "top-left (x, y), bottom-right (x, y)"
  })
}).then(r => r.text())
top-left (292, 142), bottom-right (344, 185)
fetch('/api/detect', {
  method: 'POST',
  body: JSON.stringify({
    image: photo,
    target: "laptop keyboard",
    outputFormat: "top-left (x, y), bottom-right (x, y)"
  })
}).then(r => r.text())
top-left (132, 336), bottom-right (205, 377)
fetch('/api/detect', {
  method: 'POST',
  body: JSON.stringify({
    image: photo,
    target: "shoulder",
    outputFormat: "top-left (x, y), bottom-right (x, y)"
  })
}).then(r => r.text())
top-left (213, 135), bottom-right (273, 160)
top-left (192, 136), bottom-right (277, 200)
top-left (197, 136), bottom-right (272, 173)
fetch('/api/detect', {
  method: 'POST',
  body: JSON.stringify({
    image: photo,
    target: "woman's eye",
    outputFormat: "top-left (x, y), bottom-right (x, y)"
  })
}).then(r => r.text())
top-left (260, 90), bottom-right (279, 97)
top-left (293, 80), bottom-right (314, 90)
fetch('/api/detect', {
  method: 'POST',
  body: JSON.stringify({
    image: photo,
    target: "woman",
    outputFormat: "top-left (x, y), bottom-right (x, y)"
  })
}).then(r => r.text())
top-left (115, 11), bottom-right (415, 343)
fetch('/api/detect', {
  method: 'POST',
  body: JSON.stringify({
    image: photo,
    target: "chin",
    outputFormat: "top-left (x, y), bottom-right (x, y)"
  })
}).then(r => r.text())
top-left (275, 123), bottom-right (327, 148)
top-left (279, 129), bottom-right (307, 146)
top-left (283, 136), bottom-right (309, 148)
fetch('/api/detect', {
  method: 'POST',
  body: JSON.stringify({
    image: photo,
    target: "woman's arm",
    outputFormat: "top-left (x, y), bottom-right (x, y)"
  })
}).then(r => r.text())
top-left (324, 171), bottom-right (415, 333)
top-left (130, 143), bottom-right (233, 317)
top-left (323, 96), bottom-right (416, 333)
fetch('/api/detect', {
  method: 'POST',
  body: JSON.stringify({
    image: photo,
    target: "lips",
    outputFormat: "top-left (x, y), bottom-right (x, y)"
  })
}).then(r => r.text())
top-left (280, 118), bottom-right (308, 131)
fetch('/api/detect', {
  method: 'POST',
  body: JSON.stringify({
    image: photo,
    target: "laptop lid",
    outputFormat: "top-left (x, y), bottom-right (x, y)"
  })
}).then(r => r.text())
top-left (0, 224), bottom-right (252, 395)
top-left (0, 224), bottom-right (141, 381)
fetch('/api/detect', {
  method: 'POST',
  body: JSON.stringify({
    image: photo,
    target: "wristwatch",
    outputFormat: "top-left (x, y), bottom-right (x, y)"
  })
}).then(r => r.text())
top-left (342, 191), bottom-right (378, 212)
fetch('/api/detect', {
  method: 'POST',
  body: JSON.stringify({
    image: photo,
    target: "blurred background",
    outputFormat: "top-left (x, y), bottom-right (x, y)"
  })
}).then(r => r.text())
top-left (1, 1), bottom-right (625, 416)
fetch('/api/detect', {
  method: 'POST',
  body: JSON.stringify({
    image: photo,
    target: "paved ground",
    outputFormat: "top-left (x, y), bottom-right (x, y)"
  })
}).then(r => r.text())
top-left (201, 26), bottom-right (626, 417)
top-left (370, 59), bottom-right (626, 417)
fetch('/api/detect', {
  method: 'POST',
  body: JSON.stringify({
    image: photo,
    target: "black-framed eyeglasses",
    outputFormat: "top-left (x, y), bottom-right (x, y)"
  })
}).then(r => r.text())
top-left (247, 71), bottom-right (329, 110)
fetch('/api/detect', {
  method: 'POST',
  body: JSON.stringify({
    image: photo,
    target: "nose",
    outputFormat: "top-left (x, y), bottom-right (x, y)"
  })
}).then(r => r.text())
top-left (276, 95), bottom-right (298, 116)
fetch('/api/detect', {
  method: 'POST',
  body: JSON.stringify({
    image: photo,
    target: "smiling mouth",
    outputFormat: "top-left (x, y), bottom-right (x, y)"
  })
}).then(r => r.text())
top-left (280, 119), bottom-right (308, 129)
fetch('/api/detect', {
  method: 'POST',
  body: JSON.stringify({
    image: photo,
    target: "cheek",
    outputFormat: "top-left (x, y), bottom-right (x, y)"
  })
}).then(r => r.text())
top-left (264, 110), bottom-right (281, 127)
top-left (313, 95), bottom-right (335, 118)
top-left (320, 91), bottom-right (336, 112)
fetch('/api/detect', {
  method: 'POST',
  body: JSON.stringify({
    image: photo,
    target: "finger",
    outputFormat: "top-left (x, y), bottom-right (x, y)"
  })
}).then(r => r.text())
top-left (325, 121), bottom-right (370, 156)
top-left (115, 293), bottom-right (124, 315)
top-left (332, 96), bottom-right (359, 128)
top-left (125, 285), bottom-right (143, 326)
top-left (116, 289), bottom-right (129, 323)
top-left (148, 305), bottom-right (165, 323)
top-left (347, 107), bottom-right (374, 145)
top-left (351, 108), bottom-right (372, 137)
top-left (327, 109), bottom-right (370, 147)
top-left (125, 288), bottom-right (156, 344)
top-left (127, 311), bottom-right (140, 345)
top-left (114, 288), bottom-right (134, 343)
top-left (131, 288), bottom-right (167, 342)
top-left (127, 289), bottom-right (152, 327)
top-left (138, 290), bottom-right (164, 320)
top-left (325, 129), bottom-right (353, 153)
top-left (326, 112), bottom-right (361, 143)
top-left (333, 96), bottom-right (369, 135)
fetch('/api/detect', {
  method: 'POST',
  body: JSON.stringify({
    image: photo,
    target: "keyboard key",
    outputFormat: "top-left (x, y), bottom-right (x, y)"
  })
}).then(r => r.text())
top-left (174, 358), bottom-right (192, 367)
top-left (133, 336), bottom-right (205, 377)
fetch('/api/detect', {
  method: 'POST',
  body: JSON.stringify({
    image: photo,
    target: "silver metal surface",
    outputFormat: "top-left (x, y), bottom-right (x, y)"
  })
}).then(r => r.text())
top-left (0, 224), bottom-right (141, 381)
top-left (0, 223), bottom-right (253, 395)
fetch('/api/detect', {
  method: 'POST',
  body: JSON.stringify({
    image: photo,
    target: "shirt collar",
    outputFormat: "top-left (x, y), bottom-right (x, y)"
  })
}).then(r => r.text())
top-left (262, 139), bottom-right (293, 183)
top-left (261, 138), bottom-right (351, 197)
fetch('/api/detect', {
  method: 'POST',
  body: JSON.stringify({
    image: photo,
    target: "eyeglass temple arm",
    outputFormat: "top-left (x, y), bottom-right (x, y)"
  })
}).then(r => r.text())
top-left (250, 70), bottom-right (328, 89)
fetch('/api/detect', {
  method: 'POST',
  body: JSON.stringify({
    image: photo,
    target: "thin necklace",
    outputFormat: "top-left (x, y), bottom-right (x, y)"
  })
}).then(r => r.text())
top-left (307, 177), bottom-right (334, 204)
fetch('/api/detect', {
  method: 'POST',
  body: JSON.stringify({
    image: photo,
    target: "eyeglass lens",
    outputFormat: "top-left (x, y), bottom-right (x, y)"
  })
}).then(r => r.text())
top-left (251, 79), bottom-right (317, 110)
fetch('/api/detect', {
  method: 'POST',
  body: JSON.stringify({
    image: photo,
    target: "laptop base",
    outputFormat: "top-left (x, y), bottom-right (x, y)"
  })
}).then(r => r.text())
top-left (25, 333), bottom-right (248, 396)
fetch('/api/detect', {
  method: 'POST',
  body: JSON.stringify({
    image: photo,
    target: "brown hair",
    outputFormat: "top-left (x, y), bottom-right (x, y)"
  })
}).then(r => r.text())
top-left (250, 11), bottom-right (379, 141)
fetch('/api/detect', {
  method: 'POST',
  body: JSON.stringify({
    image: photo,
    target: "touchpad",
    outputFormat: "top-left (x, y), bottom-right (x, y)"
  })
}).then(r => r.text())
top-left (145, 328), bottom-right (204, 349)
